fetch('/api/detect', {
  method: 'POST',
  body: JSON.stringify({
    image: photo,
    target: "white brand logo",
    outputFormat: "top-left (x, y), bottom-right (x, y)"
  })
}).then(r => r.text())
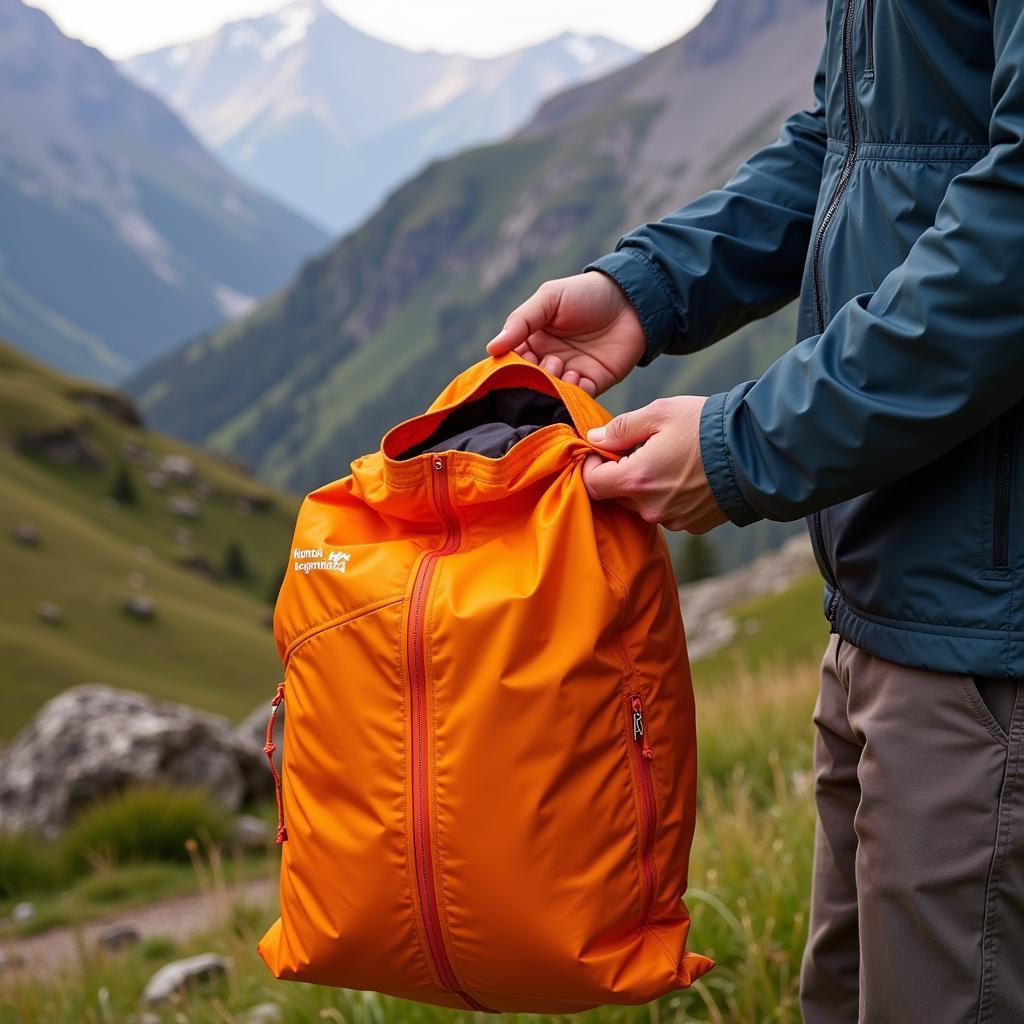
top-left (293, 547), bottom-right (351, 575)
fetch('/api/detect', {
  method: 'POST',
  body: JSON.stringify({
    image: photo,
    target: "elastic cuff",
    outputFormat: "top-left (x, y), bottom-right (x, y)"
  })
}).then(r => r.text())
top-left (699, 391), bottom-right (762, 527)
top-left (582, 249), bottom-right (678, 366)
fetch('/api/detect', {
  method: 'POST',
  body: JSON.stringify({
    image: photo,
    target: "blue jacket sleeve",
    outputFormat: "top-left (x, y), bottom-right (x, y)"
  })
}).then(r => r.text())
top-left (582, 42), bottom-right (829, 365)
top-left (701, 4), bottom-right (1024, 527)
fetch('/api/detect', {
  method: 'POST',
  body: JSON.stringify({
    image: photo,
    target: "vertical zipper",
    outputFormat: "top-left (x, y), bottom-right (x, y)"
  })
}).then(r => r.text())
top-left (811, 0), bottom-right (860, 629)
top-left (864, 0), bottom-right (875, 79)
top-left (406, 457), bottom-right (490, 1013)
top-left (993, 415), bottom-right (1015, 569)
top-left (812, 0), bottom-right (860, 337)
top-left (626, 692), bottom-right (657, 923)
top-left (263, 682), bottom-right (288, 844)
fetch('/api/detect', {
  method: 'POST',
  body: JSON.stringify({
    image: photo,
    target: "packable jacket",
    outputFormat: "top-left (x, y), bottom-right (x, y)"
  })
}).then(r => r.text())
top-left (258, 355), bottom-right (712, 1011)
top-left (587, 0), bottom-right (1024, 677)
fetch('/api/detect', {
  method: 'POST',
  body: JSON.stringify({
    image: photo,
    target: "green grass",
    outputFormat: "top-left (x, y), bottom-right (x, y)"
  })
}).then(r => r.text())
top-left (0, 340), bottom-right (296, 738)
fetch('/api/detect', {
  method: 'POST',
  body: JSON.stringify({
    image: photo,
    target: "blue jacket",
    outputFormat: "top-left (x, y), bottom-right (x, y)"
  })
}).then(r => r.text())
top-left (586, 0), bottom-right (1024, 677)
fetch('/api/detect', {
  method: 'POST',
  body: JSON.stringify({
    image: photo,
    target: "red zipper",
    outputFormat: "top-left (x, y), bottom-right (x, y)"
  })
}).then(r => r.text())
top-left (407, 457), bottom-right (490, 1012)
top-left (627, 692), bottom-right (658, 921)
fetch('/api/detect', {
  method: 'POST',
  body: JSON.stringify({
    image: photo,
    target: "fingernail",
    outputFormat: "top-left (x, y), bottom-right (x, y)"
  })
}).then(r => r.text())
top-left (587, 427), bottom-right (606, 443)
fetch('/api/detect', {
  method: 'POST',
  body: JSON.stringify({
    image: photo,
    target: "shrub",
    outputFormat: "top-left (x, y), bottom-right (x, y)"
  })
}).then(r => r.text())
top-left (0, 831), bottom-right (61, 897)
top-left (109, 463), bottom-right (138, 505)
top-left (59, 786), bottom-right (229, 872)
top-left (224, 540), bottom-right (250, 581)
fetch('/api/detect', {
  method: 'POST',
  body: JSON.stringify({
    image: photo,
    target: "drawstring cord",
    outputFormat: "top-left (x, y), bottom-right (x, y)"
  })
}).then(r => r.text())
top-left (264, 682), bottom-right (288, 843)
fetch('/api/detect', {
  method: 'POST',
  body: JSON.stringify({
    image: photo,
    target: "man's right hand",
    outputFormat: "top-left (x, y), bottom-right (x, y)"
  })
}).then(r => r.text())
top-left (486, 273), bottom-right (646, 396)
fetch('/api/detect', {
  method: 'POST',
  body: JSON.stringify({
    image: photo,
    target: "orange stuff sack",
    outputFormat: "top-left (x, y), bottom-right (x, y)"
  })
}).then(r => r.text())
top-left (257, 354), bottom-right (713, 1012)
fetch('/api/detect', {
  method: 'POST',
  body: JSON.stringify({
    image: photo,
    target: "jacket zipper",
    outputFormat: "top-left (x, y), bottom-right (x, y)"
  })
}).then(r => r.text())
top-left (864, 0), bottom-right (874, 79)
top-left (407, 457), bottom-right (490, 1013)
top-left (627, 692), bottom-right (657, 923)
top-left (993, 415), bottom-right (1015, 569)
top-left (811, 0), bottom-right (860, 629)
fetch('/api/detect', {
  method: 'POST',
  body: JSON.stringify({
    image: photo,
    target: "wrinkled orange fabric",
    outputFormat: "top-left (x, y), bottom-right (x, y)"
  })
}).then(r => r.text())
top-left (258, 354), bottom-right (713, 1012)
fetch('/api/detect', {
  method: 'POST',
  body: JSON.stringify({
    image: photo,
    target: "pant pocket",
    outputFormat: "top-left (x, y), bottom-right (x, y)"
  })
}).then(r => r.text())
top-left (962, 676), bottom-right (1017, 745)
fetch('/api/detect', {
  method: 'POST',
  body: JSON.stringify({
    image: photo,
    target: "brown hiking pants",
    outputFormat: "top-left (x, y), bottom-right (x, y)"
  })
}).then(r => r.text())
top-left (800, 635), bottom-right (1024, 1023)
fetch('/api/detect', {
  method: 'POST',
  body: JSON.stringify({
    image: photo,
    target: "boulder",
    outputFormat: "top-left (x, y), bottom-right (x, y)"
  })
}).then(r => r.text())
top-left (121, 594), bottom-right (156, 621)
top-left (231, 813), bottom-right (271, 851)
top-left (10, 901), bottom-right (36, 923)
top-left (235, 699), bottom-right (284, 801)
top-left (142, 953), bottom-right (229, 1004)
top-left (97, 923), bottom-right (140, 952)
top-left (35, 601), bottom-right (63, 626)
top-left (166, 494), bottom-right (200, 519)
top-left (0, 685), bottom-right (268, 837)
top-left (10, 523), bottom-right (39, 547)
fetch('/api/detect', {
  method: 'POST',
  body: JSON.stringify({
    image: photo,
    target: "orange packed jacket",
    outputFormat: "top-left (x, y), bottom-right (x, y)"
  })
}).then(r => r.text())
top-left (258, 354), bottom-right (713, 1012)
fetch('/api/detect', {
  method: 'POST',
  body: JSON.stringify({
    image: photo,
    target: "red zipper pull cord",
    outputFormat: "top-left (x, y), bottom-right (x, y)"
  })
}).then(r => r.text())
top-left (631, 695), bottom-right (654, 760)
top-left (264, 682), bottom-right (288, 843)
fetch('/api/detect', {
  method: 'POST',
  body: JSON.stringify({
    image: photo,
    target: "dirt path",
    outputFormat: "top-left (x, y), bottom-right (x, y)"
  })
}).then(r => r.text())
top-left (0, 877), bottom-right (274, 975)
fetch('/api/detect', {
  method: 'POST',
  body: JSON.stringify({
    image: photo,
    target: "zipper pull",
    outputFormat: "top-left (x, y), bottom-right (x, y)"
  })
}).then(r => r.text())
top-left (631, 694), bottom-right (654, 760)
top-left (264, 682), bottom-right (288, 843)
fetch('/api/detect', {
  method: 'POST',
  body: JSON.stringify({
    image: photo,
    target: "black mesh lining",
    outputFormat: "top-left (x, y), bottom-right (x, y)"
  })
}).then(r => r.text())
top-left (396, 387), bottom-right (574, 461)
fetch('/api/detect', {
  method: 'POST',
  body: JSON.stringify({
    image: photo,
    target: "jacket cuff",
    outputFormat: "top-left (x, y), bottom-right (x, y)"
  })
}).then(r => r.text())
top-left (699, 391), bottom-right (763, 527)
top-left (582, 249), bottom-right (680, 366)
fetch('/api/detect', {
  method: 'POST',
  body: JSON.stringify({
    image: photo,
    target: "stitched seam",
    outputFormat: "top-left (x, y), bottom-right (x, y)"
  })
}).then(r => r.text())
top-left (977, 717), bottom-right (1021, 1021)
top-left (716, 393), bottom-right (758, 521)
top-left (835, 597), bottom-right (1024, 639)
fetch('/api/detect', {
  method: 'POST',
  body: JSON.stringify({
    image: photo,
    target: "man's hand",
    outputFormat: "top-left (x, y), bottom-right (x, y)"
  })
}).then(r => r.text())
top-left (487, 273), bottom-right (646, 396)
top-left (581, 397), bottom-right (728, 533)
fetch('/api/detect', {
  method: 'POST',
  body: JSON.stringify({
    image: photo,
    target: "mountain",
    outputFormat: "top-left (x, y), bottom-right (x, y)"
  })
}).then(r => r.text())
top-left (0, 0), bottom-right (328, 383)
top-left (129, 0), bottom-right (825, 569)
top-left (120, 0), bottom-right (638, 232)
top-left (0, 338), bottom-right (296, 740)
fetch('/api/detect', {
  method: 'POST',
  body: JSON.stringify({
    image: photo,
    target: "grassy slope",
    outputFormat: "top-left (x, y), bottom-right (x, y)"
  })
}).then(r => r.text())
top-left (0, 341), bottom-right (296, 739)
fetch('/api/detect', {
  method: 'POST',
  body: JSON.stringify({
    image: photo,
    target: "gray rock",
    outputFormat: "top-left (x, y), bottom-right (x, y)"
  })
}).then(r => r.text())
top-left (11, 523), bottom-right (39, 547)
top-left (11, 901), bottom-right (36, 923)
top-left (146, 470), bottom-right (168, 490)
top-left (244, 1003), bottom-right (283, 1024)
top-left (142, 953), bottom-right (229, 1005)
top-left (0, 685), bottom-right (268, 837)
top-left (36, 600), bottom-right (63, 625)
top-left (231, 813), bottom-right (271, 851)
top-left (97, 922), bottom-right (140, 952)
top-left (679, 534), bottom-right (817, 662)
top-left (235, 698), bottom-right (285, 803)
top-left (166, 494), bottom-right (200, 519)
top-left (121, 594), bottom-right (156, 621)
top-left (0, 949), bottom-right (25, 972)
top-left (158, 454), bottom-right (196, 483)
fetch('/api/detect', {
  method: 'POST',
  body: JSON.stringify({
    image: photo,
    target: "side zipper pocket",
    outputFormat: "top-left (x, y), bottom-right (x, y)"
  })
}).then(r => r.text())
top-left (993, 412), bottom-right (1016, 570)
top-left (625, 691), bottom-right (658, 923)
top-left (863, 0), bottom-right (875, 79)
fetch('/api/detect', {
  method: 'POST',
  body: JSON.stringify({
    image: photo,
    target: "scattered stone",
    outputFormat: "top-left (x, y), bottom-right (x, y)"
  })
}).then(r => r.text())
top-left (173, 526), bottom-right (194, 547)
top-left (679, 534), bottom-right (817, 662)
top-left (97, 923), bottom-right (140, 952)
top-left (179, 553), bottom-right (222, 583)
top-left (11, 901), bottom-right (36, 923)
top-left (0, 685), bottom-right (269, 836)
top-left (244, 1003), bottom-right (283, 1024)
top-left (16, 424), bottom-right (105, 469)
top-left (121, 439), bottom-right (153, 466)
top-left (11, 523), bottom-right (39, 547)
top-left (0, 950), bottom-right (26, 973)
top-left (159, 454), bottom-right (196, 483)
top-left (121, 594), bottom-right (156, 621)
top-left (128, 571), bottom-right (146, 590)
top-left (142, 953), bottom-right (229, 1005)
top-left (166, 494), bottom-right (200, 520)
top-left (231, 814), bottom-right (271, 851)
top-left (146, 470), bottom-right (168, 491)
top-left (68, 388), bottom-right (143, 427)
top-left (36, 601), bottom-right (63, 626)
top-left (135, 546), bottom-right (153, 563)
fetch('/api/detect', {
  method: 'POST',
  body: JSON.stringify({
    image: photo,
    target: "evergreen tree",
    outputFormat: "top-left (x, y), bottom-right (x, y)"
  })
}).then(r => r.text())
top-left (674, 533), bottom-right (718, 584)
top-left (224, 540), bottom-right (250, 581)
top-left (110, 463), bottom-right (138, 506)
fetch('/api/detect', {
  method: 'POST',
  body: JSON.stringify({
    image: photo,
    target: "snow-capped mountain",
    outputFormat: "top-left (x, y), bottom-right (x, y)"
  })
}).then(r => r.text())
top-left (122, 0), bottom-right (638, 231)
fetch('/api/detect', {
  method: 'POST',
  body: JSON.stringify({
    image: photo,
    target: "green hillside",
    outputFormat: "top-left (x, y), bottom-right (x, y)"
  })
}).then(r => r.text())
top-left (0, 341), bottom-right (297, 739)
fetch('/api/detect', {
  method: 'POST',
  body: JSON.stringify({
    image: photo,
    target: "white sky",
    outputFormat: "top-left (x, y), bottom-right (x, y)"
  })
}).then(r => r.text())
top-left (26, 0), bottom-right (717, 60)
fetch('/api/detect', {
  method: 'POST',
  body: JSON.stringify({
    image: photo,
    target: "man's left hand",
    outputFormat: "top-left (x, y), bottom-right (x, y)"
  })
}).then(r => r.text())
top-left (581, 397), bottom-right (728, 534)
